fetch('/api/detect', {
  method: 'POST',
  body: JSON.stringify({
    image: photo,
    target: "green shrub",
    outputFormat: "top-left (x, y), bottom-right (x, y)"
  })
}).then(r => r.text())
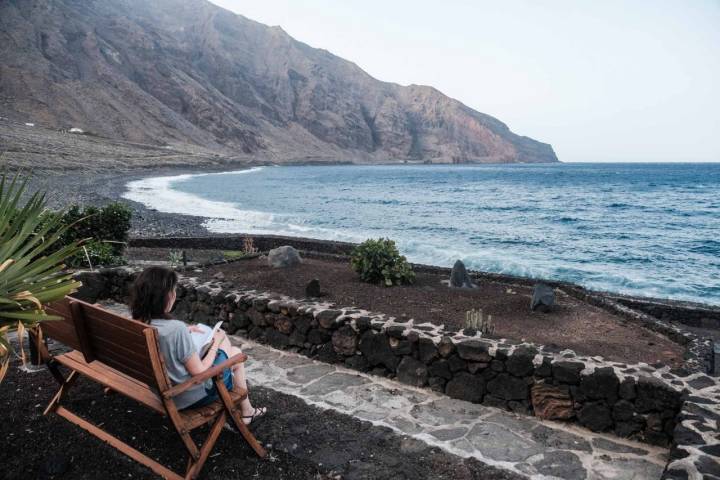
top-left (69, 240), bottom-right (125, 268)
top-left (350, 238), bottom-right (415, 286)
top-left (59, 202), bottom-right (132, 257)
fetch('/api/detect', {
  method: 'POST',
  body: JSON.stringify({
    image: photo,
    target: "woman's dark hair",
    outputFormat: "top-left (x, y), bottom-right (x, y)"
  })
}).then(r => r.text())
top-left (129, 266), bottom-right (178, 323)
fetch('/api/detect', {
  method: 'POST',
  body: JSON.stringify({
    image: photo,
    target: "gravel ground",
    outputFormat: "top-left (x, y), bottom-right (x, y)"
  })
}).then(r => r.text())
top-left (0, 355), bottom-right (520, 480)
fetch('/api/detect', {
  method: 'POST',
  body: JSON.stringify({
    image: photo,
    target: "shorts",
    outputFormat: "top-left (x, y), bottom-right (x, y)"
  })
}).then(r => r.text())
top-left (184, 349), bottom-right (233, 409)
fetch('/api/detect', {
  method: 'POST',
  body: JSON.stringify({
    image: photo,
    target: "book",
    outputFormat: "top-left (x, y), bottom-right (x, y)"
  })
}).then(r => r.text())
top-left (189, 321), bottom-right (224, 358)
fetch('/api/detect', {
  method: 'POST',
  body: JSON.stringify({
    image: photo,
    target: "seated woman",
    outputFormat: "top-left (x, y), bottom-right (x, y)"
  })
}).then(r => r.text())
top-left (129, 266), bottom-right (266, 423)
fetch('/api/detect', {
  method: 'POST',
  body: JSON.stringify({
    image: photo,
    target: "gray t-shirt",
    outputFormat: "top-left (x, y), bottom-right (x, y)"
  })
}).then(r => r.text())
top-left (151, 319), bottom-right (207, 409)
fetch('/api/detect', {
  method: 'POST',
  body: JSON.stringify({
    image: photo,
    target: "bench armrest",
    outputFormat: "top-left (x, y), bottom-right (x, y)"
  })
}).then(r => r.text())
top-left (162, 353), bottom-right (247, 399)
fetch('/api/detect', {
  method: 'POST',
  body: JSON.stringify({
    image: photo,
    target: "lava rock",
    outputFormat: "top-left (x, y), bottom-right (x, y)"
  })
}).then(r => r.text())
top-left (506, 347), bottom-right (536, 377)
top-left (446, 372), bottom-right (485, 402)
top-left (552, 361), bottom-right (585, 385)
top-left (456, 340), bottom-right (492, 362)
top-left (635, 376), bottom-right (681, 413)
top-left (396, 357), bottom-right (429, 387)
top-left (578, 402), bottom-right (613, 432)
top-left (619, 377), bottom-right (637, 400)
top-left (265, 329), bottom-right (290, 349)
top-left (305, 278), bottom-right (321, 297)
top-left (612, 400), bottom-right (636, 422)
top-left (267, 245), bottom-right (302, 268)
top-left (437, 336), bottom-right (455, 357)
top-left (358, 331), bottom-right (399, 371)
top-left (316, 309), bottom-right (342, 329)
top-left (331, 325), bottom-right (358, 356)
top-left (417, 338), bottom-right (438, 363)
top-left (531, 283), bottom-right (555, 312)
top-left (449, 260), bottom-right (474, 288)
top-left (486, 373), bottom-right (528, 400)
top-left (428, 360), bottom-right (453, 380)
top-left (579, 367), bottom-right (619, 403)
top-left (531, 383), bottom-right (574, 420)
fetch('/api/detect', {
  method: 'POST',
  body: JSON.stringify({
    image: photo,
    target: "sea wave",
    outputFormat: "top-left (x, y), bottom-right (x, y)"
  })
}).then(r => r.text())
top-left (122, 167), bottom-right (275, 226)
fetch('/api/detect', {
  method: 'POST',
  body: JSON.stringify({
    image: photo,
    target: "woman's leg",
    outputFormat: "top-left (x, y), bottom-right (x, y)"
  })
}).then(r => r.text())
top-left (217, 332), bottom-right (266, 423)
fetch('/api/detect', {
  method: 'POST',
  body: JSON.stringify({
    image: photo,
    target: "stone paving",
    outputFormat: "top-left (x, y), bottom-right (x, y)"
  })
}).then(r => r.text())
top-left (234, 336), bottom-right (669, 480)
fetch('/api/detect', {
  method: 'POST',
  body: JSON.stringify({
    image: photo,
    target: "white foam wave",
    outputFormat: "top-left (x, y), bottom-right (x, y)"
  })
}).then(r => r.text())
top-left (123, 168), bottom-right (276, 227)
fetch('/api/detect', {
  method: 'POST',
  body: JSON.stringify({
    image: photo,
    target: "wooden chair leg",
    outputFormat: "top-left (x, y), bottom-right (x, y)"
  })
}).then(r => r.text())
top-left (215, 378), bottom-right (267, 458)
top-left (44, 370), bottom-right (78, 415)
top-left (184, 412), bottom-right (226, 480)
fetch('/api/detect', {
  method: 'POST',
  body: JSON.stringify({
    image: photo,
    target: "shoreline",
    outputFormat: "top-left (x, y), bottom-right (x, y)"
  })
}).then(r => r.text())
top-left (23, 165), bottom-right (720, 311)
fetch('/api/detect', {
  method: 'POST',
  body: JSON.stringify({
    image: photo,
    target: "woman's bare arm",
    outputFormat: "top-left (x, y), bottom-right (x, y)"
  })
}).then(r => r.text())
top-left (184, 330), bottom-right (224, 375)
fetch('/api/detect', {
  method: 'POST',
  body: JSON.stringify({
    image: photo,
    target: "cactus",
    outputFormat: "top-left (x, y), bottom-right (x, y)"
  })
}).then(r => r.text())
top-left (465, 308), bottom-right (495, 335)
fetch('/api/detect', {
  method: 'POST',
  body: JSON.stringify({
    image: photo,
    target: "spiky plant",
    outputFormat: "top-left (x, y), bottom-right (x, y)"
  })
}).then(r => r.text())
top-left (0, 174), bottom-right (83, 382)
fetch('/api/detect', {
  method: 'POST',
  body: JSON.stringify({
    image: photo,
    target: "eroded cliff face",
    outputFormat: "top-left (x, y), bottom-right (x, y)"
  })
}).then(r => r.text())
top-left (0, 0), bottom-right (558, 164)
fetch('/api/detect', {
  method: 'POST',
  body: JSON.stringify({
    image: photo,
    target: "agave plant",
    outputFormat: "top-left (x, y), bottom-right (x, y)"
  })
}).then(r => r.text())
top-left (0, 174), bottom-right (83, 382)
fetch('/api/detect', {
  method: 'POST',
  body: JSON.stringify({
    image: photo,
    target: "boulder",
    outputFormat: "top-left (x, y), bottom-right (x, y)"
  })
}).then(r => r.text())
top-left (449, 260), bottom-right (474, 288)
top-left (358, 331), bottom-right (399, 371)
top-left (578, 402), bottom-right (613, 432)
top-left (72, 271), bottom-right (108, 303)
top-left (456, 340), bottom-right (492, 362)
top-left (486, 373), bottom-right (528, 400)
top-left (396, 357), bottom-right (428, 387)
top-left (531, 384), bottom-right (574, 420)
top-left (268, 245), bottom-right (302, 268)
top-left (552, 361), bottom-right (585, 385)
top-left (579, 367), bottom-right (619, 403)
top-left (316, 309), bottom-right (342, 329)
top-left (437, 336), bottom-right (455, 357)
top-left (446, 372), bottom-right (485, 402)
top-left (531, 283), bottom-right (555, 312)
top-left (331, 326), bottom-right (358, 355)
top-left (506, 347), bottom-right (537, 377)
top-left (305, 278), bottom-right (321, 297)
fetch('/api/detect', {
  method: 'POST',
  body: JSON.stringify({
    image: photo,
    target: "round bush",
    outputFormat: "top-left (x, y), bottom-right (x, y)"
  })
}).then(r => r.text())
top-left (350, 238), bottom-right (415, 286)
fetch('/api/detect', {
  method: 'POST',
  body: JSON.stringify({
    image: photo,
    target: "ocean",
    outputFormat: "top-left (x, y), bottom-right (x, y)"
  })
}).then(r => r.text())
top-left (124, 163), bottom-right (720, 306)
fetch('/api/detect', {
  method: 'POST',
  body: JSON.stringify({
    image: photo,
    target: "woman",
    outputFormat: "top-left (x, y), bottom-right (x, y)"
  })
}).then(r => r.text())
top-left (129, 266), bottom-right (266, 423)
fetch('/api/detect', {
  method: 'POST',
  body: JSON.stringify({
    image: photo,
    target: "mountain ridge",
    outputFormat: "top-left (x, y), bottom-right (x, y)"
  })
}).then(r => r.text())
top-left (0, 0), bottom-right (558, 165)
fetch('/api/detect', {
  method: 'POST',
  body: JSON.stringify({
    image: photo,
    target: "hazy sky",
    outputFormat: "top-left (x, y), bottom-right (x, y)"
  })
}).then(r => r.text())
top-left (212, 0), bottom-right (720, 162)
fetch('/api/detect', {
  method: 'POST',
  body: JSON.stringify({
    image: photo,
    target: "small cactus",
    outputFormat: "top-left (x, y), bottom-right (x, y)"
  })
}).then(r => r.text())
top-left (465, 308), bottom-right (495, 335)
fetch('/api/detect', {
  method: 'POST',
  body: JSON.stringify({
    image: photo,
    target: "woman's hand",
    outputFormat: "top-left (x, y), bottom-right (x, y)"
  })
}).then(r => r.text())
top-left (187, 324), bottom-right (203, 333)
top-left (212, 330), bottom-right (226, 345)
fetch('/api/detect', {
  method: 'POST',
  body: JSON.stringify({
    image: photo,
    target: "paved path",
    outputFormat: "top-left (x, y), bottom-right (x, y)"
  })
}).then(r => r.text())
top-left (235, 336), bottom-right (668, 480)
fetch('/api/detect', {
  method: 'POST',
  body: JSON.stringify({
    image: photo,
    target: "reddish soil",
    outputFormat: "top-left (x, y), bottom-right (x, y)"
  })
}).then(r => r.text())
top-left (198, 256), bottom-right (684, 367)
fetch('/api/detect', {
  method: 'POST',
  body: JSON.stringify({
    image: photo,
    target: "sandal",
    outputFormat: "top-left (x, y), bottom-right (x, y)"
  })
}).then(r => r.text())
top-left (242, 407), bottom-right (267, 425)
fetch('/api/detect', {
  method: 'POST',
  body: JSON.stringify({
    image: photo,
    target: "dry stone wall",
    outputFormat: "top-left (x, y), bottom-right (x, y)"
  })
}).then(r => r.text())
top-left (76, 267), bottom-right (720, 479)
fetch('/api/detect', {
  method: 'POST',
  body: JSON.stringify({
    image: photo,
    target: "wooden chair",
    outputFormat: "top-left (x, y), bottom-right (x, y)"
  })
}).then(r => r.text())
top-left (34, 297), bottom-right (267, 480)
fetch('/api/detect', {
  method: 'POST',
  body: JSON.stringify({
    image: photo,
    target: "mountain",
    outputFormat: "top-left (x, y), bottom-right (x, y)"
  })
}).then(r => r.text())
top-left (0, 0), bottom-right (558, 165)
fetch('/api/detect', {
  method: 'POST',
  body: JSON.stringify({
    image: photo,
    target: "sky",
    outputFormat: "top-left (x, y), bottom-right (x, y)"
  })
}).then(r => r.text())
top-left (211, 0), bottom-right (720, 162)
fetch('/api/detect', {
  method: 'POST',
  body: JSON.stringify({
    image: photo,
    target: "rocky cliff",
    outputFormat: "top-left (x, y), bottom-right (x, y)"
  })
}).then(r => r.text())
top-left (0, 0), bottom-right (558, 164)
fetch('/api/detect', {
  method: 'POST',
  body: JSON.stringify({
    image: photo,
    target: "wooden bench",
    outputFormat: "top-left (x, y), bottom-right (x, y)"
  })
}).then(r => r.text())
top-left (35, 297), bottom-right (267, 479)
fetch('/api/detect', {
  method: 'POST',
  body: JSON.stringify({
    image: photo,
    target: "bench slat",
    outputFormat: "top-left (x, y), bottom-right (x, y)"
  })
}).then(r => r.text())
top-left (55, 351), bottom-right (166, 414)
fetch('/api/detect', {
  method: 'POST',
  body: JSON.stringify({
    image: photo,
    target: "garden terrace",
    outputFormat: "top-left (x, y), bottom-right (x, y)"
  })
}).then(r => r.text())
top-left (73, 261), bottom-right (720, 479)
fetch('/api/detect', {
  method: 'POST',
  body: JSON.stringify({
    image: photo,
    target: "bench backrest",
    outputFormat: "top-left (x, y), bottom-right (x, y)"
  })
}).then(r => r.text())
top-left (44, 298), bottom-right (163, 388)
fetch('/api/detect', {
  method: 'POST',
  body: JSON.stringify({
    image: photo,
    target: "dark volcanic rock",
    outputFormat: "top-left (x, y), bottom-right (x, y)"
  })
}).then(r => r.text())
top-left (331, 326), bottom-right (358, 356)
top-left (358, 331), bottom-right (399, 371)
top-left (552, 361), bottom-right (585, 385)
top-left (305, 278), bottom-right (321, 297)
top-left (456, 340), bottom-right (492, 362)
top-left (396, 357), bottom-right (429, 387)
top-left (449, 260), bottom-right (474, 288)
top-left (531, 283), bottom-right (555, 312)
top-left (486, 373), bottom-right (528, 401)
top-left (446, 373), bottom-right (485, 403)
top-left (578, 402), bottom-right (613, 432)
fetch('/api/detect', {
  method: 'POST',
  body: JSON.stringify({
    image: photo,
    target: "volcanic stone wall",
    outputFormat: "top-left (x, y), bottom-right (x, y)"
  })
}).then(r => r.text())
top-left (74, 267), bottom-right (720, 478)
